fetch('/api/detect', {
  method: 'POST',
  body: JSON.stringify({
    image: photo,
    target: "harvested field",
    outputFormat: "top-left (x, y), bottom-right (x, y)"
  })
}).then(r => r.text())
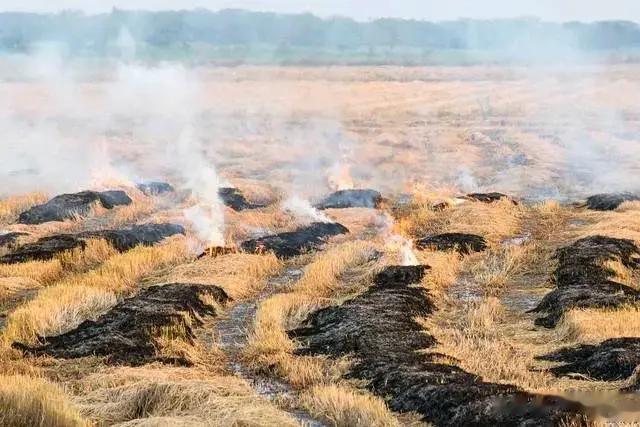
top-left (3, 62), bottom-right (640, 426)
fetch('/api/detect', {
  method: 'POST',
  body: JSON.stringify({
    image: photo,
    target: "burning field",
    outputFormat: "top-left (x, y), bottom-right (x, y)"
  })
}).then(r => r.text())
top-left (2, 63), bottom-right (640, 427)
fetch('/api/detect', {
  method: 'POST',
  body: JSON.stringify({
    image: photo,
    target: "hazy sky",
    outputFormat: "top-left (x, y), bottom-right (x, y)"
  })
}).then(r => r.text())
top-left (2, 0), bottom-right (639, 22)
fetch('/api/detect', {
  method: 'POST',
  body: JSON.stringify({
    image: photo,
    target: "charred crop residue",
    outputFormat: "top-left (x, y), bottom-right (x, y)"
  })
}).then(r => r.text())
top-left (416, 233), bottom-right (487, 255)
top-left (538, 338), bottom-right (640, 382)
top-left (0, 223), bottom-right (184, 264)
top-left (314, 189), bottom-right (382, 210)
top-left (136, 181), bottom-right (175, 196)
top-left (583, 193), bottom-right (640, 211)
top-left (13, 283), bottom-right (230, 366)
top-left (218, 187), bottom-right (265, 211)
top-left (464, 192), bottom-right (516, 204)
top-left (240, 222), bottom-right (348, 259)
top-left (290, 265), bottom-right (589, 425)
top-left (18, 190), bottom-right (132, 224)
top-left (530, 236), bottom-right (640, 328)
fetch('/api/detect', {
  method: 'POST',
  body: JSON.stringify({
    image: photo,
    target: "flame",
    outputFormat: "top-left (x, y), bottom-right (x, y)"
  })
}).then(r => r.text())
top-left (328, 163), bottom-right (355, 191)
top-left (378, 212), bottom-right (419, 266)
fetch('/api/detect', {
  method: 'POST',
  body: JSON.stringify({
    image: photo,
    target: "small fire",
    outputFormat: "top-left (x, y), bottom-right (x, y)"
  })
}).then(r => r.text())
top-left (378, 212), bottom-right (419, 266)
top-left (328, 163), bottom-right (355, 191)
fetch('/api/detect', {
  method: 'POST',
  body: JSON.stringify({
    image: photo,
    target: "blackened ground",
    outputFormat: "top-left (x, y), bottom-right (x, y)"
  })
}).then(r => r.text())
top-left (373, 265), bottom-right (430, 286)
top-left (538, 338), bottom-right (640, 382)
top-left (464, 192), bottom-right (516, 204)
top-left (240, 222), bottom-right (349, 259)
top-left (290, 266), bottom-right (589, 426)
top-left (219, 187), bottom-right (265, 211)
top-left (0, 223), bottom-right (184, 264)
top-left (18, 191), bottom-right (132, 225)
top-left (0, 232), bottom-right (28, 248)
top-left (314, 189), bottom-right (382, 210)
top-left (584, 193), bottom-right (640, 211)
top-left (0, 234), bottom-right (85, 264)
top-left (80, 223), bottom-right (185, 252)
top-left (530, 236), bottom-right (640, 328)
top-left (416, 233), bottom-right (487, 255)
top-left (13, 283), bottom-right (230, 366)
top-left (136, 181), bottom-right (175, 196)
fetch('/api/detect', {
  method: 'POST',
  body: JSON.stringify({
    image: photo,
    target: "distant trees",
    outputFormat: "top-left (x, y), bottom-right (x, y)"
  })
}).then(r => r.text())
top-left (1, 9), bottom-right (640, 61)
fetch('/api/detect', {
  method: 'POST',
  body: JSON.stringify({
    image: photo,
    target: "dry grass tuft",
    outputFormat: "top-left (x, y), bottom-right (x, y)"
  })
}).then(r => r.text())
top-left (244, 241), bottom-right (376, 388)
top-left (3, 237), bottom-right (189, 345)
top-left (0, 374), bottom-right (89, 427)
top-left (301, 384), bottom-right (400, 427)
top-left (470, 244), bottom-right (537, 293)
top-left (0, 259), bottom-right (64, 286)
top-left (417, 250), bottom-right (461, 290)
top-left (424, 297), bottom-right (553, 391)
top-left (165, 253), bottom-right (282, 300)
top-left (0, 192), bottom-right (49, 225)
top-left (74, 368), bottom-right (298, 426)
top-left (556, 306), bottom-right (640, 342)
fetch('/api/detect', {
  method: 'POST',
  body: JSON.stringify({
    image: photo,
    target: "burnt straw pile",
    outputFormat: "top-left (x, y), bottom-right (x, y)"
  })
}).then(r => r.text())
top-left (0, 232), bottom-right (28, 248)
top-left (219, 187), bottom-right (265, 211)
top-left (290, 265), bottom-right (589, 425)
top-left (14, 283), bottom-right (230, 366)
top-left (136, 181), bottom-right (174, 196)
top-left (18, 190), bottom-right (132, 224)
top-left (240, 222), bottom-right (348, 259)
top-left (464, 192), bottom-right (517, 204)
top-left (314, 189), bottom-right (382, 210)
top-left (0, 223), bottom-right (184, 264)
top-left (530, 236), bottom-right (640, 328)
top-left (416, 233), bottom-right (487, 255)
top-left (538, 338), bottom-right (640, 382)
top-left (583, 193), bottom-right (640, 211)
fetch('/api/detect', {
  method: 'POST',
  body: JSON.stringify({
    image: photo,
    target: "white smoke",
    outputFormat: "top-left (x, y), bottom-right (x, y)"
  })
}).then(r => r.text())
top-left (282, 196), bottom-right (331, 224)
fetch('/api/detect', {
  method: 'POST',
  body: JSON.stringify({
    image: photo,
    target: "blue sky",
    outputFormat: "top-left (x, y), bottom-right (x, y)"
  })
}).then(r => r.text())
top-left (2, 0), bottom-right (639, 22)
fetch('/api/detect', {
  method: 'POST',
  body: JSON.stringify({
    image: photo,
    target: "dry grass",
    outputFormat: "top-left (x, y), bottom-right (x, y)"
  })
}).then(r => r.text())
top-left (165, 252), bottom-right (282, 300)
top-left (416, 250), bottom-right (461, 290)
top-left (0, 192), bottom-right (49, 225)
top-left (0, 374), bottom-right (89, 427)
top-left (244, 241), bottom-right (377, 388)
top-left (424, 297), bottom-right (553, 391)
top-left (556, 306), bottom-right (640, 342)
top-left (395, 195), bottom-right (522, 246)
top-left (73, 367), bottom-right (298, 426)
top-left (110, 197), bottom-right (157, 227)
top-left (470, 244), bottom-right (539, 293)
top-left (3, 237), bottom-right (189, 345)
top-left (301, 384), bottom-right (400, 427)
top-left (0, 259), bottom-right (64, 286)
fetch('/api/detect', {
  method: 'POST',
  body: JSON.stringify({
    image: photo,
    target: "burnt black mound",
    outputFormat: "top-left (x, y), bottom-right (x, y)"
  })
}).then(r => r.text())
top-left (136, 181), bottom-right (174, 196)
top-left (79, 223), bottom-right (185, 252)
top-left (416, 233), bottom-right (487, 255)
top-left (240, 222), bottom-right (349, 259)
top-left (13, 283), bottom-right (230, 366)
top-left (18, 190), bottom-right (132, 224)
top-left (584, 193), bottom-right (640, 211)
top-left (537, 338), bottom-right (640, 382)
top-left (530, 236), bottom-right (640, 328)
top-left (0, 223), bottom-right (184, 264)
top-left (218, 187), bottom-right (265, 211)
top-left (0, 232), bottom-right (28, 248)
top-left (464, 192), bottom-right (517, 204)
top-left (314, 189), bottom-right (382, 210)
top-left (290, 265), bottom-right (589, 426)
